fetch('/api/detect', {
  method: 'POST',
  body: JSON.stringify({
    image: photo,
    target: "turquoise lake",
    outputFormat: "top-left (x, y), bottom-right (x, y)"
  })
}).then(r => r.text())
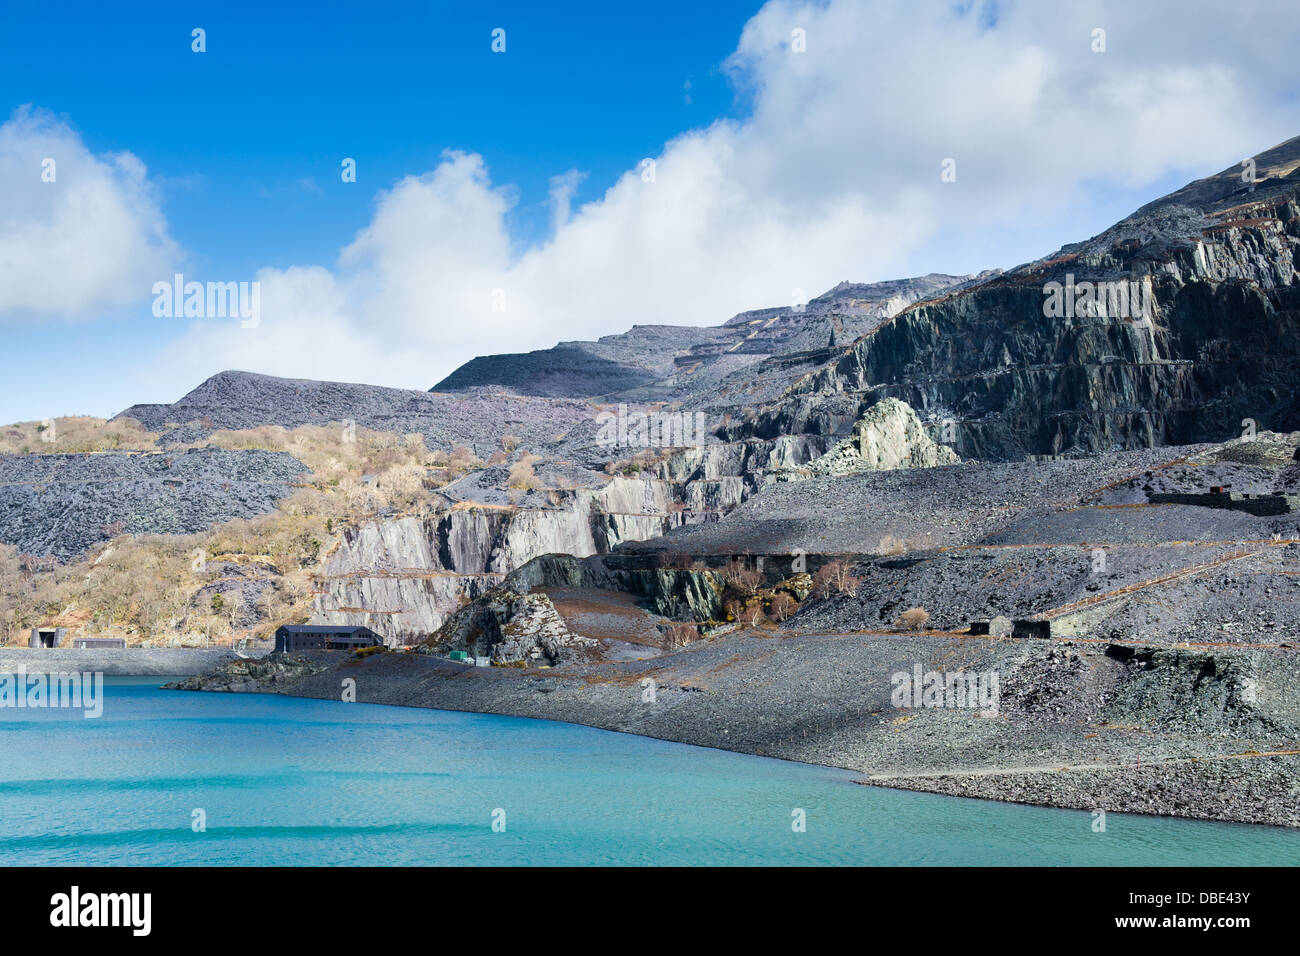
top-left (0, 677), bottom-right (1296, 866)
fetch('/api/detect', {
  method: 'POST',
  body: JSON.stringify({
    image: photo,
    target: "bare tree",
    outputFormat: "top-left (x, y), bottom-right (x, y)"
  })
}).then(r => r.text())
top-left (663, 622), bottom-right (697, 649)
top-left (722, 559), bottom-right (762, 597)
top-left (224, 590), bottom-right (245, 632)
top-left (812, 560), bottom-right (861, 599)
top-left (769, 592), bottom-right (797, 622)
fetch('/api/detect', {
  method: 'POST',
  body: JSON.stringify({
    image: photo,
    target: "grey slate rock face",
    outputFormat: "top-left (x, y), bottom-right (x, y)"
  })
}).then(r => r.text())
top-left (20, 134), bottom-right (1300, 605)
top-left (0, 447), bottom-right (306, 560)
top-left (422, 583), bottom-right (597, 665)
top-left (430, 273), bottom-right (983, 407)
top-left (796, 398), bottom-right (961, 477)
top-left (108, 138), bottom-right (1300, 471)
top-left (431, 346), bottom-right (665, 397)
top-left (114, 370), bottom-right (597, 459)
top-left (721, 136), bottom-right (1300, 461)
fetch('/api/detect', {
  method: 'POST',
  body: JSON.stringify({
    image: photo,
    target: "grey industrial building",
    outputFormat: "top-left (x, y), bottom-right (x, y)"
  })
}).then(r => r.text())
top-left (273, 625), bottom-right (384, 653)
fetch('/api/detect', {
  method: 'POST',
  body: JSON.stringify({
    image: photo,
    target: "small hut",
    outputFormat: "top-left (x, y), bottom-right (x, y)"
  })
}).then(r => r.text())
top-left (70, 637), bottom-right (127, 649)
top-left (1012, 620), bottom-right (1052, 640)
top-left (28, 627), bottom-right (67, 648)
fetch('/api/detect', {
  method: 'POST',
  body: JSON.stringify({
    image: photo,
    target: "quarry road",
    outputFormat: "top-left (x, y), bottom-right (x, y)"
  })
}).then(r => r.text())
top-left (935, 536), bottom-right (1300, 553)
top-left (1069, 636), bottom-right (1298, 651)
top-left (866, 749), bottom-right (1300, 781)
top-left (1039, 541), bottom-right (1285, 618)
top-left (787, 627), bottom-right (1298, 651)
top-left (1078, 455), bottom-right (1195, 500)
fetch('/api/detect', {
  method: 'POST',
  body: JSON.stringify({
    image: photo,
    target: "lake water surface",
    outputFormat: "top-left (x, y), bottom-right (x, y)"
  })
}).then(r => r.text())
top-left (0, 678), bottom-right (1296, 866)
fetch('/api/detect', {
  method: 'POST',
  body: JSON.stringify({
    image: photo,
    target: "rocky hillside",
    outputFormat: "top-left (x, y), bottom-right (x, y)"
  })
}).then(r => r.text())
top-left (115, 370), bottom-right (598, 459)
top-left (109, 136), bottom-right (1300, 469)
top-left (0, 448), bottom-right (306, 560)
top-left (156, 131), bottom-right (1300, 829)
top-left (423, 427), bottom-right (1300, 671)
top-left (431, 272), bottom-right (988, 403)
top-left (105, 135), bottom-right (1300, 472)
top-left (798, 397), bottom-right (961, 477)
top-left (730, 136), bottom-right (1300, 459)
top-left (309, 396), bottom-right (958, 643)
top-left (9, 131), bottom-right (1300, 656)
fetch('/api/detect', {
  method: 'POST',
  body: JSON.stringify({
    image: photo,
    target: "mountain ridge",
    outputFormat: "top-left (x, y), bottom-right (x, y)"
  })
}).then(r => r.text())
top-left (110, 133), bottom-right (1300, 463)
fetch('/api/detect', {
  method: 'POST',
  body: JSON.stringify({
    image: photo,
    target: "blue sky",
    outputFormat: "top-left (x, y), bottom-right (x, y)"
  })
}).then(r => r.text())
top-left (2, 0), bottom-right (761, 270)
top-left (2, 0), bottom-right (1298, 423)
top-left (0, 0), bottom-right (767, 420)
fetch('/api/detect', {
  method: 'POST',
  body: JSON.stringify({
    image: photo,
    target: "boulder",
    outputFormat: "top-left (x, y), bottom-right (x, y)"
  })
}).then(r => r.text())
top-left (424, 585), bottom-right (596, 665)
top-left (800, 398), bottom-right (961, 477)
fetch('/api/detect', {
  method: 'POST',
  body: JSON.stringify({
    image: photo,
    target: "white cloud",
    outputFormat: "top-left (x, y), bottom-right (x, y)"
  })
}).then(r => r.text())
top-left (141, 0), bottom-right (1300, 392)
top-left (547, 169), bottom-right (588, 235)
top-left (0, 106), bottom-right (178, 320)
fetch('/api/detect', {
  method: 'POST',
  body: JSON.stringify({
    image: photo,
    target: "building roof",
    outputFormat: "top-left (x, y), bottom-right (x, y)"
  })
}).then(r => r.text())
top-left (276, 625), bottom-right (379, 636)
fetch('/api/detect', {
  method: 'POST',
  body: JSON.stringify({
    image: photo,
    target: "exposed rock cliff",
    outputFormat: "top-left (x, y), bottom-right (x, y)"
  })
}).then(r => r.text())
top-left (420, 583), bottom-right (596, 665)
top-left (45, 134), bottom-right (1300, 662)
top-left (310, 434), bottom-right (837, 643)
top-left (431, 273), bottom-right (986, 403)
top-left (309, 476), bottom-right (702, 642)
top-left (730, 140), bottom-right (1300, 459)
top-left (797, 398), bottom-right (961, 477)
top-left (166, 654), bottom-right (327, 693)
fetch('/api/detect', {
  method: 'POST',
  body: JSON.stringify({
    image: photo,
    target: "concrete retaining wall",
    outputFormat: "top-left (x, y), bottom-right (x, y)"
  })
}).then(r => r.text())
top-left (1148, 492), bottom-right (1299, 516)
top-left (0, 647), bottom-right (265, 676)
